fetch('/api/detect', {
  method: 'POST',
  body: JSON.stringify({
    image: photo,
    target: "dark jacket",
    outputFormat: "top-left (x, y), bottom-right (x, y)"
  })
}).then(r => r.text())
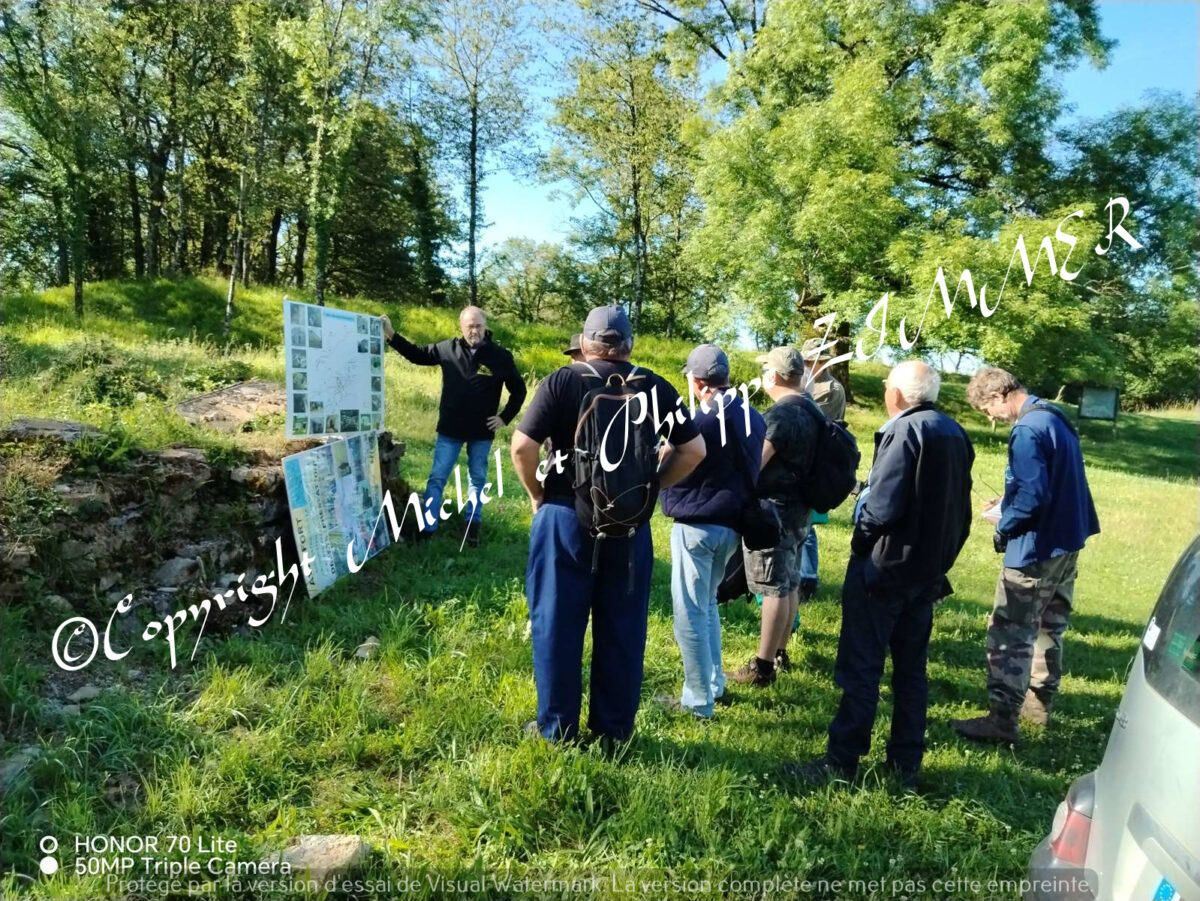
top-left (660, 395), bottom-right (766, 529)
top-left (997, 396), bottom-right (1100, 568)
top-left (851, 403), bottom-right (974, 596)
top-left (387, 329), bottom-right (526, 442)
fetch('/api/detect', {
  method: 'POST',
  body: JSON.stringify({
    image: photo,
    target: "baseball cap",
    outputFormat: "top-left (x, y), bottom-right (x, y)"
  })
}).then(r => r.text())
top-left (583, 305), bottom-right (633, 346)
top-left (755, 346), bottom-right (805, 380)
top-left (682, 344), bottom-right (730, 381)
top-left (801, 337), bottom-right (834, 362)
top-left (563, 333), bottom-right (582, 356)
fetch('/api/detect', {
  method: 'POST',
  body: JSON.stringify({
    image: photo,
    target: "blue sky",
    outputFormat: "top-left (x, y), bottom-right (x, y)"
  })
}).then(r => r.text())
top-left (476, 1), bottom-right (1199, 251)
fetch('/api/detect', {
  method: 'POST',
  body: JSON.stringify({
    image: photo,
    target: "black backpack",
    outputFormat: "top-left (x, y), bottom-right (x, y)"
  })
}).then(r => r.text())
top-left (571, 362), bottom-right (661, 575)
top-left (796, 395), bottom-right (860, 514)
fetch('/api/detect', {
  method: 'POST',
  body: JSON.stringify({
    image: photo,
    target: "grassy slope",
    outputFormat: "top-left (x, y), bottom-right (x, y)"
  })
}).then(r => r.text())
top-left (1, 278), bottom-right (1197, 900)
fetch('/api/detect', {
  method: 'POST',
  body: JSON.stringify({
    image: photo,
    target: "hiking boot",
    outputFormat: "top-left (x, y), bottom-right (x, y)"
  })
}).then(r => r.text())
top-left (465, 520), bottom-right (481, 548)
top-left (799, 578), bottom-right (818, 602)
top-left (725, 656), bottom-right (776, 687)
top-left (774, 648), bottom-right (793, 672)
top-left (950, 709), bottom-right (1020, 745)
top-left (782, 755), bottom-right (856, 785)
top-left (885, 761), bottom-right (920, 792)
top-left (1020, 689), bottom-right (1053, 726)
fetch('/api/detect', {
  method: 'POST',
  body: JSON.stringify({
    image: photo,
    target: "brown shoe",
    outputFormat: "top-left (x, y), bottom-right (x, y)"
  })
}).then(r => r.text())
top-left (1019, 689), bottom-right (1052, 726)
top-left (950, 709), bottom-right (1020, 745)
top-left (725, 656), bottom-right (776, 687)
top-left (774, 648), bottom-right (793, 672)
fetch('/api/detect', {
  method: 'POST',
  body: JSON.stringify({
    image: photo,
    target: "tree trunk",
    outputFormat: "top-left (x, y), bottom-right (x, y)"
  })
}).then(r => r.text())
top-left (467, 99), bottom-right (479, 307)
top-left (146, 142), bottom-right (169, 277)
top-left (832, 317), bottom-right (853, 405)
top-left (313, 213), bottom-right (329, 305)
top-left (630, 164), bottom-right (645, 332)
top-left (171, 133), bottom-right (187, 274)
top-left (199, 216), bottom-right (214, 270)
top-left (125, 157), bottom-right (145, 277)
top-left (266, 207), bottom-right (282, 283)
top-left (214, 214), bottom-right (229, 274)
top-left (224, 169), bottom-right (246, 342)
top-left (51, 188), bottom-right (70, 287)
top-left (68, 172), bottom-right (85, 317)
top-left (293, 210), bottom-right (308, 287)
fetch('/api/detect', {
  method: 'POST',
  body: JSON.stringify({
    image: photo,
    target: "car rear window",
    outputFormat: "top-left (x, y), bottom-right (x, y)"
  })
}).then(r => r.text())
top-left (1142, 536), bottom-right (1200, 727)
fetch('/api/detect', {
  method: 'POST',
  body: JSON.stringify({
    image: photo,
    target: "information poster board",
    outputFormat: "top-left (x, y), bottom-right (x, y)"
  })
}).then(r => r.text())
top-left (1079, 386), bottom-right (1119, 421)
top-left (284, 299), bottom-right (385, 438)
top-left (282, 433), bottom-right (390, 596)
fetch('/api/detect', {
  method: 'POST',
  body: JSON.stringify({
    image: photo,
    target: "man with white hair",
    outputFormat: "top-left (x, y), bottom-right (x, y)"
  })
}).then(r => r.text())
top-left (382, 306), bottom-right (526, 547)
top-left (787, 359), bottom-right (974, 790)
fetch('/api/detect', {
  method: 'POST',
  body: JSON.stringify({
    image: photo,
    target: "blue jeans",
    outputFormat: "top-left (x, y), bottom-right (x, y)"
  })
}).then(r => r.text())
top-left (671, 522), bottom-right (739, 717)
top-left (525, 499), bottom-right (653, 741)
top-left (424, 433), bottom-right (493, 532)
top-left (800, 526), bottom-right (819, 582)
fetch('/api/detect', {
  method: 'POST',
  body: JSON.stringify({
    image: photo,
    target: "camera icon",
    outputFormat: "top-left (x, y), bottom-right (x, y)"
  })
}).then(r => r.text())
top-left (38, 836), bottom-right (58, 876)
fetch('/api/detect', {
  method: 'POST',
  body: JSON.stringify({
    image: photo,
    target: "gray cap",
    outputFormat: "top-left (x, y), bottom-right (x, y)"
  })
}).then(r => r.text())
top-left (801, 337), bottom-right (834, 361)
top-left (756, 346), bottom-right (805, 380)
top-left (583, 305), bottom-right (633, 346)
top-left (682, 344), bottom-right (730, 381)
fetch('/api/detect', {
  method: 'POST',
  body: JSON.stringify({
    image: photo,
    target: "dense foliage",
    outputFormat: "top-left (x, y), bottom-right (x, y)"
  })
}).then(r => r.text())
top-left (1, 0), bottom-right (1195, 404)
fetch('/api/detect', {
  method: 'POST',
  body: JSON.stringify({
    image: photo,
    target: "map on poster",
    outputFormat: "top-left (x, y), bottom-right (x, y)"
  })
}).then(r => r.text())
top-left (283, 298), bottom-right (385, 439)
top-left (282, 433), bottom-right (390, 596)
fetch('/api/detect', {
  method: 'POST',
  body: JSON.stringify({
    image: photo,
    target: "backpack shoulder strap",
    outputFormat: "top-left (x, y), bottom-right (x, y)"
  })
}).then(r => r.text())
top-left (570, 361), bottom-right (603, 381)
top-left (1017, 400), bottom-right (1079, 437)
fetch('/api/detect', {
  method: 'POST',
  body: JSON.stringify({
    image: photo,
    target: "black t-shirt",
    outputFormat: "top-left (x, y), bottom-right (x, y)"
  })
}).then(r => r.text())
top-left (756, 393), bottom-right (819, 501)
top-left (516, 360), bottom-right (702, 499)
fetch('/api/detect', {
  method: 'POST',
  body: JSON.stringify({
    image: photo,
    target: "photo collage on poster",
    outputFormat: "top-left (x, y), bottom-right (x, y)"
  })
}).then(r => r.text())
top-left (282, 433), bottom-right (390, 596)
top-left (284, 299), bottom-right (385, 439)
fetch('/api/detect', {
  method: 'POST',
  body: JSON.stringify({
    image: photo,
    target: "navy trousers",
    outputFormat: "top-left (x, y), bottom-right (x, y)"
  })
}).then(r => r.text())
top-left (826, 555), bottom-right (937, 773)
top-left (525, 499), bottom-right (653, 741)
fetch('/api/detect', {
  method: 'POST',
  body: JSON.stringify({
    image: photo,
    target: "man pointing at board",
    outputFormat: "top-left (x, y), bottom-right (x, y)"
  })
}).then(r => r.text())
top-left (381, 306), bottom-right (526, 547)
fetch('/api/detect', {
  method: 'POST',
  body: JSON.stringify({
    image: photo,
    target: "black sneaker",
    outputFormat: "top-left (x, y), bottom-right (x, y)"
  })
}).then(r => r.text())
top-left (885, 761), bottom-right (920, 792)
top-left (465, 520), bottom-right (481, 548)
top-left (799, 578), bottom-right (818, 602)
top-left (725, 656), bottom-right (776, 687)
top-left (774, 648), bottom-right (793, 672)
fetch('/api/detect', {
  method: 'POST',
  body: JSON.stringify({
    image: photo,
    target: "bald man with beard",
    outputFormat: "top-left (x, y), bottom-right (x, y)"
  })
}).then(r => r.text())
top-left (382, 306), bottom-right (526, 547)
top-left (786, 360), bottom-right (974, 790)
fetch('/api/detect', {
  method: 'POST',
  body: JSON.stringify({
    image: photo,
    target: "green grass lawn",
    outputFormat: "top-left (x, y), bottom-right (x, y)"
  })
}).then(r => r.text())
top-left (1, 278), bottom-right (1197, 900)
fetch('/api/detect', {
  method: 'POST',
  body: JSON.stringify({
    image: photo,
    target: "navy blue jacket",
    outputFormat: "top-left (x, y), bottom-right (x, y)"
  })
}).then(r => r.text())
top-left (851, 403), bottom-right (974, 597)
top-left (660, 395), bottom-right (765, 530)
top-left (997, 396), bottom-right (1100, 568)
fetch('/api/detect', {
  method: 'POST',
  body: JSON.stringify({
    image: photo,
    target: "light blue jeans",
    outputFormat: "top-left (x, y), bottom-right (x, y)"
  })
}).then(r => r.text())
top-left (800, 526), bottom-right (819, 582)
top-left (424, 433), bottom-right (493, 531)
top-left (670, 522), bottom-right (740, 717)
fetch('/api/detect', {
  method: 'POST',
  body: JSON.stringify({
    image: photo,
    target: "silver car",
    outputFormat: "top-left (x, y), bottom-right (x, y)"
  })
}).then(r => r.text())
top-left (1027, 536), bottom-right (1200, 901)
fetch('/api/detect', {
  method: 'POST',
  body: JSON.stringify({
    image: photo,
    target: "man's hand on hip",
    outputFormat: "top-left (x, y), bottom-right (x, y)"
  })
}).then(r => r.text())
top-left (486, 415), bottom-right (505, 433)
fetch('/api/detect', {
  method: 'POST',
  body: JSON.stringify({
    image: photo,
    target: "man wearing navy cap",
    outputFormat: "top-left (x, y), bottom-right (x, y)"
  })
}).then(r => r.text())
top-left (658, 345), bottom-right (766, 717)
top-left (510, 305), bottom-right (707, 742)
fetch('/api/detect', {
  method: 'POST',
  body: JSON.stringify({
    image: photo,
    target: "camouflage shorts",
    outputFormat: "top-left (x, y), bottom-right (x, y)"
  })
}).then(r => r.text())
top-left (986, 551), bottom-right (1079, 713)
top-left (744, 501), bottom-right (810, 597)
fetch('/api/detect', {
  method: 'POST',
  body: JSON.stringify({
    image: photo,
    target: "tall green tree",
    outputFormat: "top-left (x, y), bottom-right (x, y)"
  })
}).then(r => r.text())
top-left (683, 0), bottom-right (1111, 378)
top-left (278, 0), bottom-right (421, 305)
top-left (546, 3), bottom-right (700, 331)
top-left (422, 0), bottom-right (531, 307)
top-left (0, 0), bottom-right (115, 316)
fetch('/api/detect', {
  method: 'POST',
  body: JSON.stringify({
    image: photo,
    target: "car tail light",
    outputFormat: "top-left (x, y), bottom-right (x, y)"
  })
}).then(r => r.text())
top-left (1049, 805), bottom-right (1093, 865)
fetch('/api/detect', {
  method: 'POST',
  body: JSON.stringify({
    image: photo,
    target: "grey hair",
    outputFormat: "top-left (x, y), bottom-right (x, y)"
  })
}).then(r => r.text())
top-left (581, 336), bottom-right (633, 360)
top-left (888, 360), bottom-right (940, 404)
